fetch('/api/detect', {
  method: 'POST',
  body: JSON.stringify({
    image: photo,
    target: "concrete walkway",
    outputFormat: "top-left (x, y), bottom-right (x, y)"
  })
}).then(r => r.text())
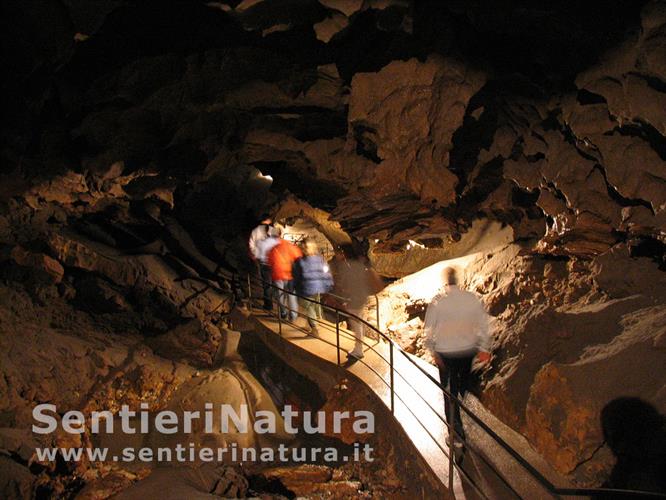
top-left (246, 306), bottom-right (569, 499)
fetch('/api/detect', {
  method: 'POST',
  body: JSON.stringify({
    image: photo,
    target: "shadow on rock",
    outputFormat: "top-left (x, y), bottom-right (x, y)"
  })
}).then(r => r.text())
top-left (600, 397), bottom-right (666, 498)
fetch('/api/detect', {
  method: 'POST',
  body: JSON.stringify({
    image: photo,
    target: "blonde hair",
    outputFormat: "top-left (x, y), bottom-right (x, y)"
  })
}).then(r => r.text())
top-left (271, 224), bottom-right (284, 237)
top-left (305, 240), bottom-right (318, 256)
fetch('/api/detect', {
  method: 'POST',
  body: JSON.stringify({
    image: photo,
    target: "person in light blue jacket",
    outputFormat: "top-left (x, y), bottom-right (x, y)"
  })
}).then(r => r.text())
top-left (293, 240), bottom-right (333, 336)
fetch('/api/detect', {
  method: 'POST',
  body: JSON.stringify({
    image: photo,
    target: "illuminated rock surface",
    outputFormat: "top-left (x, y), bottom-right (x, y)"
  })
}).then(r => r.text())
top-left (1, 0), bottom-right (666, 496)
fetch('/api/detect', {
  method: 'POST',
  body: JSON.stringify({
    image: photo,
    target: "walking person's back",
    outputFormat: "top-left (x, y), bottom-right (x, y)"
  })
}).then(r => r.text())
top-left (269, 238), bottom-right (302, 281)
top-left (293, 240), bottom-right (333, 336)
top-left (334, 255), bottom-right (382, 359)
top-left (425, 284), bottom-right (490, 356)
top-left (268, 236), bottom-right (302, 320)
top-left (248, 216), bottom-right (275, 310)
top-left (248, 217), bottom-right (272, 261)
top-left (424, 267), bottom-right (491, 459)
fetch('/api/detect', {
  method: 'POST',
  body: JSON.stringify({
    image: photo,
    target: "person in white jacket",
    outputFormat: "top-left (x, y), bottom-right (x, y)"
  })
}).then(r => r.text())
top-left (424, 267), bottom-right (491, 445)
top-left (249, 217), bottom-right (272, 261)
top-left (248, 217), bottom-right (274, 310)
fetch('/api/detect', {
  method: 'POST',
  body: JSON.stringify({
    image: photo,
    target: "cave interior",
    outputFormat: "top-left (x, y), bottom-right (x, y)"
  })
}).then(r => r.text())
top-left (1, 0), bottom-right (666, 498)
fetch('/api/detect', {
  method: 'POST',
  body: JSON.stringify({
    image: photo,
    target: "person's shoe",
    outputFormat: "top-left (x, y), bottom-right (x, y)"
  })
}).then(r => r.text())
top-left (453, 440), bottom-right (466, 465)
top-left (310, 326), bottom-right (319, 337)
top-left (453, 440), bottom-right (466, 451)
top-left (263, 303), bottom-right (272, 311)
top-left (452, 426), bottom-right (466, 460)
top-left (289, 314), bottom-right (298, 322)
top-left (348, 348), bottom-right (364, 359)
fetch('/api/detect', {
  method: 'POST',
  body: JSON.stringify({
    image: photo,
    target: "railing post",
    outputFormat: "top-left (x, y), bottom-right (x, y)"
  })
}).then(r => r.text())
top-left (389, 341), bottom-right (394, 414)
top-left (247, 274), bottom-right (252, 309)
top-left (448, 395), bottom-right (455, 492)
top-left (278, 301), bottom-right (282, 337)
top-left (335, 310), bottom-right (341, 366)
top-left (375, 294), bottom-right (380, 330)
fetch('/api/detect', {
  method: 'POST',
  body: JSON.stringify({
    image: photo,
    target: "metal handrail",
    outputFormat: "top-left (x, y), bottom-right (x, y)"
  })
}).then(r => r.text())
top-left (249, 276), bottom-right (507, 496)
top-left (320, 291), bottom-right (381, 330)
top-left (245, 273), bottom-right (666, 499)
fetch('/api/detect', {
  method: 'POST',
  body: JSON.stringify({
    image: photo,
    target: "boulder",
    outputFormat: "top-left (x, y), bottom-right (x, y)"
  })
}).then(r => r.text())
top-left (114, 465), bottom-right (248, 499)
top-left (526, 305), bottom-right (666, 480)
top-left (0, 456), bottom-right (34, 500)
top-left (147, 319), bottom-right (223, 367)
top-left (10, 245), bottom-right (64, 284)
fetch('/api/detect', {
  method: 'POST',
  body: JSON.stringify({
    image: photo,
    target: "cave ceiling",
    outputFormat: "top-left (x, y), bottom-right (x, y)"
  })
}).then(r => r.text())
top-left (1, 0), bottom-right (665, 264)
top-left (2, 1), bottom-right (666, 493)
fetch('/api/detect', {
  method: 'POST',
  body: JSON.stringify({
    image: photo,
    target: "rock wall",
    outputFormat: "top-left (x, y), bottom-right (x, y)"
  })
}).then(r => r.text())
top-left (1, 0), bottom-right (666, 493)
top-left (374, 241), bottom-right (666, 484)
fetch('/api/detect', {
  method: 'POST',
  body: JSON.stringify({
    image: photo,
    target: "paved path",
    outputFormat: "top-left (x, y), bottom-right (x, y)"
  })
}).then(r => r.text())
top-left (247, 306), bottom-right (569, 499)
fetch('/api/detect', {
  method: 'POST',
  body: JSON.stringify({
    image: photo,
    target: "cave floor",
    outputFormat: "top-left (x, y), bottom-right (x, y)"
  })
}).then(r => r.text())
top-left (246, 308), bottom-right (571, 499)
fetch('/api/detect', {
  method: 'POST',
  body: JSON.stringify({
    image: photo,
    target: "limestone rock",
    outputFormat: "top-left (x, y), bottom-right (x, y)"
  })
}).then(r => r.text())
top-left (369, 219), bottom-right (514, 278)
top-left (286, 479), bottom-right (364, 498)
top-left (23, 172), bottom-right (90, 209)
top-left (331, 190), bottom-right (457, 250)
top-left (314, 12), bottom-right (350, 43)
top-left (525, 363), bottom-right (601, 475)
top-left (46, 231), bottom-right (144, 287)
top-left (9, 245), bottom-right (64, 284)
top-left (273, 195), bottom-right (353, 247)
top-left (0, 456), bottom-right (34, 500)
top-left (261, 464), bottom-right (333, 485)
top-left (114, 465), bottom-right (248, 499)
top-left (0, 428), bottom-right (39, 463)
top-left (45, 231), bottom-right (232, 322)
top-left (348, 55), bottom-right (486, 206)
top-left (576, 1), bottom-right (666, 135)
top-left (122, 175), bottom-right (177, 208)
top-left (526, 301), bottom-right (666, 479)
top-left (223, 63), bottom-right (348, 111)
top-left (209, 465), bottom-right (249, 497)
top-left (147, 319), bottom-right (224, 367)
top-left (75, 468), bottom-right (142, 500)
top-left (593, 134), bottom-right (666, 214)
top-left (73, 274), bottom-right (130, 314)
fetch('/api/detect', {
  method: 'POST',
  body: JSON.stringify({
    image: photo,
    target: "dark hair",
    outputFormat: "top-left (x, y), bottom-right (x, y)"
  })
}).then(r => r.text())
top-left (443, 267), bottom-right (458, 285)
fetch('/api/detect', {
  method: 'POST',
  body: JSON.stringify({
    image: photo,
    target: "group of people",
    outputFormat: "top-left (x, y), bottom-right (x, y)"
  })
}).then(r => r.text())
top-left (250, 218), bottom-right (664, 493)
top-left (249, 218), bottom-right (331, 329)
top-left (251, 217), bottom-right (491, 447)
top-left (248, 217), bottom-right (381, 359)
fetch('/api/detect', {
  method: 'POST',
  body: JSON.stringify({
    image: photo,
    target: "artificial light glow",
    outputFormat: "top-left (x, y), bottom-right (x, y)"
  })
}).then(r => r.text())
top-left (408, 239), bottom-right (426, 249)
top-left (323, 264), bottom-right (329, 273)
top-left (255, 169), bottom-right (273, 183)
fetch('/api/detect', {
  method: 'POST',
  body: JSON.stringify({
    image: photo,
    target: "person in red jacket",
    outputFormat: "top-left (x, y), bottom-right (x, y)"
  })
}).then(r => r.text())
top-left (267, 228), bottom-right (303, 320)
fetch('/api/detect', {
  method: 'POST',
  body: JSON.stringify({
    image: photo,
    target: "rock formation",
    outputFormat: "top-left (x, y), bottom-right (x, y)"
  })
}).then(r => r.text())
top-left (1, 0), bottom-right (665, 496)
